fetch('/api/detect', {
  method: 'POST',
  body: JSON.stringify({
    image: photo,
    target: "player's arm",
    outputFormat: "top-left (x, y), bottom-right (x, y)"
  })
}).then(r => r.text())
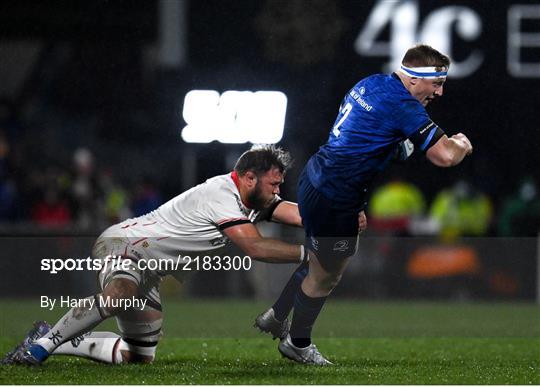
top-left (272, 200), bottom-right (367, 233)
top-left (222, 222), bottom-right (305, 264)
top-left (270, 201), bottom-right (303, 227)
top-left (426, 133), bottom-right (473, 167)
top-left (408, 120), bottom-right (473, 167)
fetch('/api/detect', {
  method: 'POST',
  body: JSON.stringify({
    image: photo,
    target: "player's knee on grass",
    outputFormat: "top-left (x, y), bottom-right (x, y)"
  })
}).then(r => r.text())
top-left (117, 338), bottom-right (157, 364)
top-left (120, 350), bottom-right (155, 364)
top-left (102, 278), bottom-right (139, 315)
top-left (114, 307), bottom-right (162, 364)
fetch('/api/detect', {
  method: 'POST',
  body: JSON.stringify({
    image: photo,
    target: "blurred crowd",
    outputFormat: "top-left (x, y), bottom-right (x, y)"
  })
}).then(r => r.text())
top-left (367, 177), bottom-right (540, 238)
top-left (0, 124), bottom-right (539, 237)
top-left (352, 177), bottom-right (540, 300)
top-left (0, 128), bottom-right (162, 230)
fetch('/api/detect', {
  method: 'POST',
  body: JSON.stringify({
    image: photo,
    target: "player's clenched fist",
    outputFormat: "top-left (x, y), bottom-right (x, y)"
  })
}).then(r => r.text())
top-left (452, 133), bottom-right (473, 155)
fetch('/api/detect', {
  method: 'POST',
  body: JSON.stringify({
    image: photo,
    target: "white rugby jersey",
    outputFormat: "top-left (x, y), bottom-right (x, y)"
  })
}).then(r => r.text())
top-left (99, 172), bottom-right (280, 264)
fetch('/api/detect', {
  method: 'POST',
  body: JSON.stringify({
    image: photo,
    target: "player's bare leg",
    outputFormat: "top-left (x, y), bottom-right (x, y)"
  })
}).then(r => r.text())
top-left (302, 251), bottom-right (351, 297)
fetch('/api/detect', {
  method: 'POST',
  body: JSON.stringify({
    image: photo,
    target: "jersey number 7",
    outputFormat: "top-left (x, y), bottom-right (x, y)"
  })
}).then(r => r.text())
top-left (332, 103), bottom-right (353, 137)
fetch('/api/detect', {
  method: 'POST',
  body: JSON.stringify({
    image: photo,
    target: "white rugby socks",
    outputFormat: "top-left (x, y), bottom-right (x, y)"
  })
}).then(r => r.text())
top-left (35, 295), bottom-right (109, 354)
top-left (52, 332), bottom-right (123, 364)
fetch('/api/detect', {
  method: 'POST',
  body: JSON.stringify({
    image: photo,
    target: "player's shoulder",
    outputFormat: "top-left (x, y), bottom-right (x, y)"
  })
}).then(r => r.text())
top-left (200, 173), bottom-right (238, 198)
top-left (356, 73), bottom-right (407, 96)
top-left (347, 74), bottom-right (408, 115)
top-left (200, 173), bottom-right (249, 221)
top-left (197, 173), bottom-right (246, 211)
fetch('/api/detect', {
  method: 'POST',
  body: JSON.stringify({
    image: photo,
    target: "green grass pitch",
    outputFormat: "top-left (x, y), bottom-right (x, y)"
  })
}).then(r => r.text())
top-left (0, 300), bottom-right (538, 384)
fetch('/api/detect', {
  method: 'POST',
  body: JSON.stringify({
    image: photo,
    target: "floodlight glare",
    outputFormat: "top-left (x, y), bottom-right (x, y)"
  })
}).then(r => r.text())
top-left (181, 90), bottom-right (287, 144)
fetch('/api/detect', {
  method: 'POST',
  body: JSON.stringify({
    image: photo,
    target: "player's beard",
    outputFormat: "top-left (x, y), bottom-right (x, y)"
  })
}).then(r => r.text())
top-left (247, 181), bottom-right (270, 210)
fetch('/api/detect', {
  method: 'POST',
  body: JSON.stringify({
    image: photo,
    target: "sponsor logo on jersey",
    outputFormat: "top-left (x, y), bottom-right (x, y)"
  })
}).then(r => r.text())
top-left (359, 86), bottom-right (366, 95)
top-left (349, 90), bottom-right (373, 112)
top-left (333, 240), bottom-right (350, 252)
top-left (210, 236), bottom-right (229, 246)
top-left (419, 121), bottom-right (435, 134)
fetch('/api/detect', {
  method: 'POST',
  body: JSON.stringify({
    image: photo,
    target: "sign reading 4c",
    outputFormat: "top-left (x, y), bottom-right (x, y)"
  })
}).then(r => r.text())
top-left (354, 0), bottom-right (483, 78)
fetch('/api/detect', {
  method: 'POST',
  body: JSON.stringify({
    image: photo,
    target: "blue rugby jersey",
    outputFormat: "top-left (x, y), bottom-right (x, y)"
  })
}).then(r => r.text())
top-left (306, 73), bottom-right (443, 209)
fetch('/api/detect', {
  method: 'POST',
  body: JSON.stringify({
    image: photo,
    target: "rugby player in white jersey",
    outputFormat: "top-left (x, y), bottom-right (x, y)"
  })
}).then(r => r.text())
top-left (2, 145), bottom-right (309, 366)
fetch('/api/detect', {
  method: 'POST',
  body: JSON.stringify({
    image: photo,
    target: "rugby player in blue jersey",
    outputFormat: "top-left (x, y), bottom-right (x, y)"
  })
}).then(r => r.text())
top-left (255, 44), bottom-right (473, 365)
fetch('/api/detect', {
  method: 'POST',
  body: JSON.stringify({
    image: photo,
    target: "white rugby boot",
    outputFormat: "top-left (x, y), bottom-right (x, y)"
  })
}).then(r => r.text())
top-left (254, 308), bottom-right (290, 340)
top-left (278, 334), bottom-right (332, 365)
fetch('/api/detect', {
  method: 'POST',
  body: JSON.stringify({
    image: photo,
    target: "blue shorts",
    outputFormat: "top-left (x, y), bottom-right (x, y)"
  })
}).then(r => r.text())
top-left (297, 168), bottom-right (359, 270)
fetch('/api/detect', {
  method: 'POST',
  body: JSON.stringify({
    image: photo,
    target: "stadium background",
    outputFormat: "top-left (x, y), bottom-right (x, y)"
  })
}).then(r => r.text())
top-left (0, 0), bottom-right (538, 302)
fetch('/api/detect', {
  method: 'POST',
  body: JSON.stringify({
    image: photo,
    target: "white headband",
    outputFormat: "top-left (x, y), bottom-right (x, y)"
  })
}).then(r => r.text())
top-left (398, 65), bottom-right (448, 79)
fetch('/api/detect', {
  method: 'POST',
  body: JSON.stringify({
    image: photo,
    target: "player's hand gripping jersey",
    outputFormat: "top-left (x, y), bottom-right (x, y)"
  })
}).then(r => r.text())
top-left (307, 73), bottom-right (444, 209)
top-left (94, 172), bottom-right (280, 275)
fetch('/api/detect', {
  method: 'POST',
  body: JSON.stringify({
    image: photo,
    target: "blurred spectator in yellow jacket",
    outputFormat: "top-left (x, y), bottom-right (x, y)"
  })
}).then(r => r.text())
top-left (369, 180), bottom-right (426, 232)
top-left (430, 180), bottom-right (493, 240)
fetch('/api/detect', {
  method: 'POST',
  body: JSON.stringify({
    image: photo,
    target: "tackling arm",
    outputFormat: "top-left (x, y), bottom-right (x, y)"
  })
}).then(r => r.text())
top-left (272, 201), bottom-right (367, 234)
top-left (270, 201), bottom-right (303, 227)
top-left (223, 222), bottom-right (304, 263)
top-left (271, 200), bottom-right (368, 233)
top-left (426, 133), bottom-right (473, 167)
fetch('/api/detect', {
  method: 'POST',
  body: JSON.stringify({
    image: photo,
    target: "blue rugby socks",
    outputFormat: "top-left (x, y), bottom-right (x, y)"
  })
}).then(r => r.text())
top-left (271, 261), bottom-right (309, 321)
top-left (289, 288), bottom-right (327, 348)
